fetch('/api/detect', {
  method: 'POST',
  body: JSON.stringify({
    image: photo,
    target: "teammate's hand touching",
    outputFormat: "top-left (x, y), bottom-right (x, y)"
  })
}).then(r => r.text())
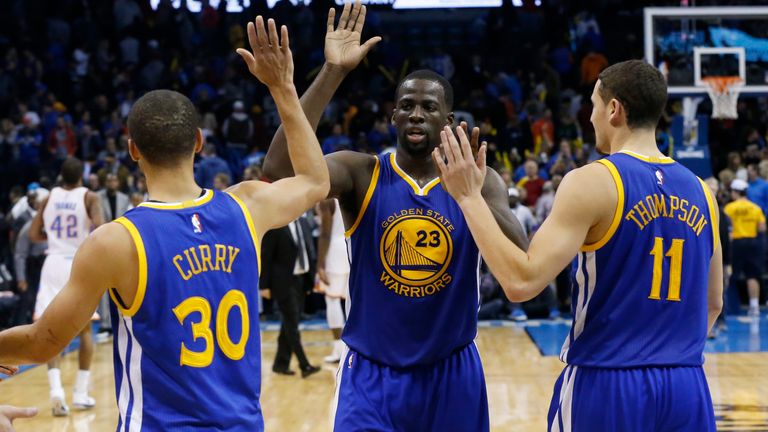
top-left (237, 16), bottom-right (294, 91)
top-left (433, 126), bottom-right (488, 204)
top-left (325, 0), bottom-right (381, 72)
top-left (0, 405), bottom-right (37, 432)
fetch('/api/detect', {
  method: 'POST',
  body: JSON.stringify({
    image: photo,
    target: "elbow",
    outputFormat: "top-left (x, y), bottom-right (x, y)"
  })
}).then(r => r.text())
top-left (499, 276), bottom-right (536, 303)
top-left (708, 297), bottom-right (723, 318)
top-left (308, 180), bottom-right (330, 203)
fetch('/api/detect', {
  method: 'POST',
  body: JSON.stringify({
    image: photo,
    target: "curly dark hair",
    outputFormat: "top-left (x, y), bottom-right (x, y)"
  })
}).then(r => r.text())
top-left (127, 90), bottom-right (200, 167)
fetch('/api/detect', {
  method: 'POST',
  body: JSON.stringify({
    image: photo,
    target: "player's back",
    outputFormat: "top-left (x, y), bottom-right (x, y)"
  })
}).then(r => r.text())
top-left (109, 189), bottom-right (263, 431)
top-left (560, 151), bottom-right (717, 367)
top-left (43, 186), bottom-right (91, 256)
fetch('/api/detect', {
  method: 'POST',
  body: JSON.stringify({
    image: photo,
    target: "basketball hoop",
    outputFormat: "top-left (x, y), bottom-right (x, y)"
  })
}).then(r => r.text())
top-left (702, 76), bottom-right (743, 120)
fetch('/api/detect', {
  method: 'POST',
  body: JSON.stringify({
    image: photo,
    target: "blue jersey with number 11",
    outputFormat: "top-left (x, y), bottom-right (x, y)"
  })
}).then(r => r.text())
top-left (109, 189), bottom-right (263, 431)
top-left (560, 151), bottom-right (718, 368)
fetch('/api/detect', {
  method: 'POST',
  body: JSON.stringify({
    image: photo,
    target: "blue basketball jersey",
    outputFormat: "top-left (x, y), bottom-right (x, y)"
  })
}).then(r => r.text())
top-left (560, 151), bottom-right (718, 367)
top-left (108, 189), bottom-right (263, 431)
top-left (343, 153), bottom-right (481, 367)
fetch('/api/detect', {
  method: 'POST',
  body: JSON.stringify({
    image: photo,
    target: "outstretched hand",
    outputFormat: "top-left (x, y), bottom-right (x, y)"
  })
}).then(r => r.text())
top-left (325, 0), bottom-right (382, 72)
top-left (236, 16), bottom-right (294, 90)
top-left (0, 405), bottom-right (37, 432)
top-left (433, 126), bottom-right (487, 204)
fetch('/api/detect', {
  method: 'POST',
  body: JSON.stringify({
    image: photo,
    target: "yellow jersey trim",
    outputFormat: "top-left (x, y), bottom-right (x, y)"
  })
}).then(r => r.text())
top-left (581, 159), bottom-right (625, 252)
top-left (345, 157), bottom-right (380, 237)
top-left (390, 153), bottom-right (441, 196)
top-left (618, 150), bottom-right (675, 165)
top-left (138, 189), bottom-right (214, 209)
top-left (225, 192), bottom-right (261, 274)
top-left (698, 177), bottom-right (719, 251)
top-left (111, 217), bottom-right (147, 317)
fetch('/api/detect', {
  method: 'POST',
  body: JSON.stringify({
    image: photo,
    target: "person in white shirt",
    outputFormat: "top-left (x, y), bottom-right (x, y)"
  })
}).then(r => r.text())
top-left (29, 158), bottom-right (104, 416)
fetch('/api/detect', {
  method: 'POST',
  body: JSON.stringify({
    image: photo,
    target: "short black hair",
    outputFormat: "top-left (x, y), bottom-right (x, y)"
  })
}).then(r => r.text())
top-left (127, 90), bottom-right (199, 167)
top-left (598, 60), bottom-right (667, 130)
top-left (396, 69), bottom-right (454, 111)
top-left (61, 157), bottom-right (83, 185)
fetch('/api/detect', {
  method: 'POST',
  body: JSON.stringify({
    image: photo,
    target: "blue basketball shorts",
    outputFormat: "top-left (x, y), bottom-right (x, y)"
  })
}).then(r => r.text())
top-left (547, 365), bottom-right (715, 432)
top-left (332, 342), bottom-right (489, 432)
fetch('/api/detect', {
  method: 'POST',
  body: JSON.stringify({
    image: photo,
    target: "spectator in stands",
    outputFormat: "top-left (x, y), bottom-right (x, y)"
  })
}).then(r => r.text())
top-left (98, 173), bottom-right (131, 222)
top-left (321, 123), bottom-right (352, 155)
top-left (48, 115), bottom-right (77, 160)
top-left (727, 152), bottom-right (748, 182)
top-left (747, 164), bottom-right (768, 216)
top-left (725, 179), bottom-right (766, 317)
top-left (195, 144), bottom-right (231, 189)
top-left (508, 187), bottom-right (536, 237)
top-left (96, 152), bottom-right (130, 191)
top-left (213, 173), bottom-right (231, 191)
top-left (222, 100), bottom-right (254, 174)
top-left (535, 181), bottom-right (555, 223)
top-left (518, 160), bottom-right (546, 207)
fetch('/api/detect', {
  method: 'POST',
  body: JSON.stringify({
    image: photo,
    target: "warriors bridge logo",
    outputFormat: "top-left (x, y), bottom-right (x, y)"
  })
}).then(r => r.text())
top-left (379, 209), bottom-right (454, 298)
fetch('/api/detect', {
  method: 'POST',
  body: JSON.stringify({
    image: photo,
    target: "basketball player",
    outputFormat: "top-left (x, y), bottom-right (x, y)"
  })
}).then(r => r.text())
top-left (29, 157), bottom-right (105, 416)
top-left (0, 17), bottom-right (329, 431)
top-left (262, 2), bottom-right (528, 429)
top-left (316, 199), bottom-right (349, 363)
top-left (435, 60), bottom-right (723, 431)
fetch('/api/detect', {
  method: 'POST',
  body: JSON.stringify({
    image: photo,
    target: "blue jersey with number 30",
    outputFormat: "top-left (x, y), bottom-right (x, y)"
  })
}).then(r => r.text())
top-left (109, 189), bottom-right (263, 431)
top-left (560, 151), bottom-right (718, 368)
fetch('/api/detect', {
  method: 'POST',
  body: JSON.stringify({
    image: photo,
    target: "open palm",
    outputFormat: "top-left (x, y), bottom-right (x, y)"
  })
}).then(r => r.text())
top-left (325, 0), bottom-right (381, 72)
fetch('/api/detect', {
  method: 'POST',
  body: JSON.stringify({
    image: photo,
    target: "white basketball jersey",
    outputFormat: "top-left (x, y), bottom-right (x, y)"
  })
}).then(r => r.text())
top-left (43, 187), bottom-right (91, 256)
top-left (326, 199), bottom-right (350, 274)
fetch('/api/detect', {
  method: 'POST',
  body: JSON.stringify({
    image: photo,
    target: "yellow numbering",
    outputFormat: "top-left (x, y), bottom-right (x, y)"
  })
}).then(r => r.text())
top-left (648, 237), bottom-right (684, 301)
top-left (172, 290), bottom-right (251, 368)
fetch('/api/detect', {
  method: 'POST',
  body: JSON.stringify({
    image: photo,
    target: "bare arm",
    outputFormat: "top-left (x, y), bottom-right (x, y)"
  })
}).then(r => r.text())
top-left (483, 167), bottom-right (529, 250)
top-left (316, 199), bottom-right (335, 285)
top-left (229, 17), bottom-right (330, 236)
top-left (707, 244), bottom-right (724, 332)
top-left (262, 0), bottom-right (380, 189)
top-left (28, 197), bottom-right (47, 243)
top-left (85, 191), bottom-right (105, 229)
top-left (434, 126), bottom-right (610, 301)
top-left (0, 224), bottom-right (126, 364)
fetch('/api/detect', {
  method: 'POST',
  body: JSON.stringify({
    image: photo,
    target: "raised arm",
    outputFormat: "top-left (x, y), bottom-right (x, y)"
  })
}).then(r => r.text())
top-left (434, 126), bottom-right (611, 301)
top-left (228, 17), bottom-right (329, 236)
top-left (261, 1), bottom-right (380, 197)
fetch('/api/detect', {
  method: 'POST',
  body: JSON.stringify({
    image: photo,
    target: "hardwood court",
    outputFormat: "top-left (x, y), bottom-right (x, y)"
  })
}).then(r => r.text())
top-left (2, 326), bottom-right (768, 431)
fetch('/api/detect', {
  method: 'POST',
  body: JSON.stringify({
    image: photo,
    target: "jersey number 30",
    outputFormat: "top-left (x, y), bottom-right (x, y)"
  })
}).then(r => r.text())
top-left (172, 290), bottom-right (250, 368)
top-left (649, 237), bottom-right (684, 301)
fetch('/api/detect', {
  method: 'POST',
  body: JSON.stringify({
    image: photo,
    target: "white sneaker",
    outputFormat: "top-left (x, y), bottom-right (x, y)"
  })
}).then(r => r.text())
top-left (50, 390), bottom-right (70, 417)
top-left (72, 392), bottom-right (96, 410)
top-left (324, 353), bottom-right (340, 363)
top-left (748, 306), bottom-right (760, 318)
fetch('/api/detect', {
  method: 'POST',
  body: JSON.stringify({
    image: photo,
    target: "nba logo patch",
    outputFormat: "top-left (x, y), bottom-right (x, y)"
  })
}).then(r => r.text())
top-left (656, 170), bottom-right (664, 186)
top-left (191, 214), bottom-right (203, 234)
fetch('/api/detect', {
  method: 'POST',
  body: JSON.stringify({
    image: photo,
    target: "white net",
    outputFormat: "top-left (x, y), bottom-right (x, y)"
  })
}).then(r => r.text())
top-left (703, 77), bottom-right (743, 120)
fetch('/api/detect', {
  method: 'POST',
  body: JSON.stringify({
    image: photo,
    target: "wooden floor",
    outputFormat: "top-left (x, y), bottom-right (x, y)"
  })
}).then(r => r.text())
top-left (3, 327), bottom-right (768, 431)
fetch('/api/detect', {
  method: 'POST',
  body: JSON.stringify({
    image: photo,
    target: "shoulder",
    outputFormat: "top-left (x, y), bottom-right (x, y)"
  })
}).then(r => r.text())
top-left (326, 151), bottom-right (378, 172)
top-left (79, 221), bottom-right (134, 262)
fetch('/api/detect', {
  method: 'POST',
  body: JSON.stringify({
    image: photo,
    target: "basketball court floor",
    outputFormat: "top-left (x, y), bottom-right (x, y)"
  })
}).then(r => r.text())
top-left (2, 315), bottom-right (768, 431)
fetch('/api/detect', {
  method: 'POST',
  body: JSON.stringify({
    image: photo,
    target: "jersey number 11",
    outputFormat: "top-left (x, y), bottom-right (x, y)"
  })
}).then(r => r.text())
top-left (648, 237), bottom-right (684, 302)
